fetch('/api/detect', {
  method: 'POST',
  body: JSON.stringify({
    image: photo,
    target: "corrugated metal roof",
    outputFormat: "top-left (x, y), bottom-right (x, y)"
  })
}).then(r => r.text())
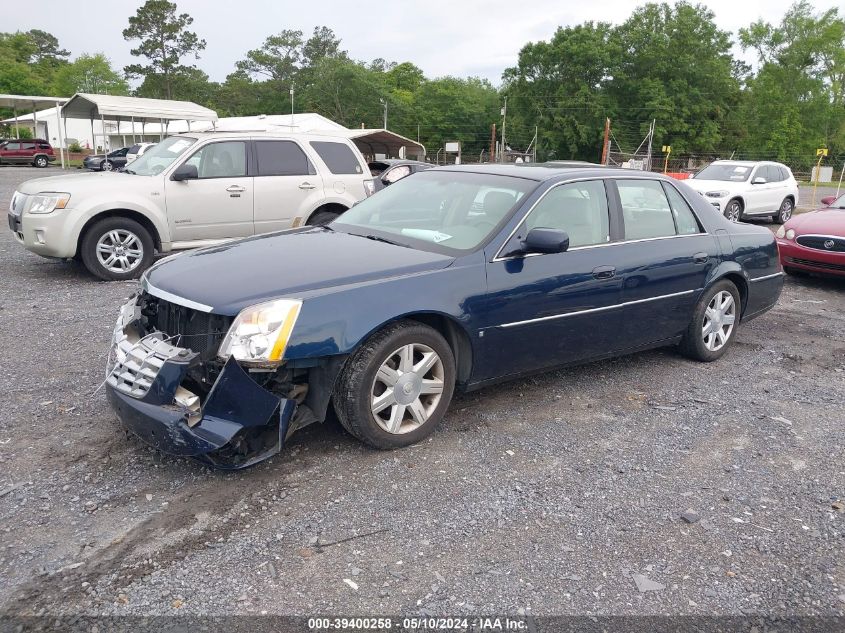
top-left (61, 93), bottom-right (217, 122)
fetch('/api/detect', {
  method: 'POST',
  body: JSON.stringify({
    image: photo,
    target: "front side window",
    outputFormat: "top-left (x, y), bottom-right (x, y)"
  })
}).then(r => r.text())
top-left (617, 179), bottom-right (677, 240)
top-left (255, 140), bottom-right (313, 176)
top-left (523, 180), bottom-right (610, 248)
top-left (128, 136), bottom-right (196, 176)
top-left (310, 141), bottom-right (363, 174)
top-left (185, 141), bottom-right (247, 179)
top-left (332, 170), bottom-right (536, 254)
top-left (4, 142), bottom-right (20, 150)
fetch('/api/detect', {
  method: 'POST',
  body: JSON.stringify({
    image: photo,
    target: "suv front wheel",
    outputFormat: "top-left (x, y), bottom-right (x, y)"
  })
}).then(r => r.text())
top-left (80, 217), bottom-right (154, 281)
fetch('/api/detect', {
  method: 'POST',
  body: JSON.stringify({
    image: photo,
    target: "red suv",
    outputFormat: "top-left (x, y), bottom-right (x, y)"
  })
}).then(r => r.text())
top-left (0, 139), bottom-right (55, 168)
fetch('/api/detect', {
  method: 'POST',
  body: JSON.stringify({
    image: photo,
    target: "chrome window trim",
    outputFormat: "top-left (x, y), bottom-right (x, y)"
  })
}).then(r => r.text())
top-left (494, 289), bottom-right (698, 329)
top-left (142, 278), bottom-right (214, 313)
top-left (491, 175), bottom-right (709, 263)
top-left (749, 271), bottom-right (785, 283)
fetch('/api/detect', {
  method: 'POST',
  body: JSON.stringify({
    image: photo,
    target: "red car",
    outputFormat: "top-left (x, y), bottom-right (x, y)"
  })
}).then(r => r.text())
top-left (0, 138), bottom-right (55, 168)
top-left (776, 193), bottom-right (845, 277)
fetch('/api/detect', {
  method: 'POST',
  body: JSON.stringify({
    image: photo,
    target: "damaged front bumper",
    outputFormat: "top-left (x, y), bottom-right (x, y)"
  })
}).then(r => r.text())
top-left (105, 297), bottom-right (297, 469)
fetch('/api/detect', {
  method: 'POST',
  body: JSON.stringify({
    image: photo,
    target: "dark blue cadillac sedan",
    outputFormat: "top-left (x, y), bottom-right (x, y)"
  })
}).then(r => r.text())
top-left (106, 165), bottom-right (784, 468)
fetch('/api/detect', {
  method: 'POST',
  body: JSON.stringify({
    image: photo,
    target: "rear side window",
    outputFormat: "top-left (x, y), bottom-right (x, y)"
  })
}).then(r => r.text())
top-left (617, 180), bottom-right (677, 240)
top-left (256, 140), bottom-right (314, 176)
top-left (662, 183), bottom-right (702, 235)
top-left (38, 143), bottom-right (51, 150)
top-left (765, 165), bottom-right (782, 182)
top-left (524, 180), bottom-right (610, 248)
top-left (309, 141), bottom-right (363, 175)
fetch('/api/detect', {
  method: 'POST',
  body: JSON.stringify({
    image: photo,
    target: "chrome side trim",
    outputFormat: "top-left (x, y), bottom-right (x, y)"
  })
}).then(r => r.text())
top-left (749, 271), bottom-right (785, 283)
top-left (142, 278), bottom-right (214, 313)
top-left (494, 289), bottom-right (698, 329)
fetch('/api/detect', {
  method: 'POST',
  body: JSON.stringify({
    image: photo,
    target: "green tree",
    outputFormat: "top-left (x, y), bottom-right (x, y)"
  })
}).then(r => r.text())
top-left (123, 0), bottom-right (207, 100)
top-left (52, 53), bottom-right (129, 96)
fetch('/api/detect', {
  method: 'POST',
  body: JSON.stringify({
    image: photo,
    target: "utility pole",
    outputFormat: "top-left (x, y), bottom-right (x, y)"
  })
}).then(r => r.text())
top-left (380, 99), bottom-right (387, 129)
top-left (500, 97), bottom-right (508, 164)
top-left (600, 117), bottom-right (610, 165)
top-left (489, 123), bottom-right (496, 164)
top-left (534, 125), bottom-right (538, 163)
top-left (645, 119), bottom-right (655, 171)
top-left (290, 85), bottom-right (295, 128)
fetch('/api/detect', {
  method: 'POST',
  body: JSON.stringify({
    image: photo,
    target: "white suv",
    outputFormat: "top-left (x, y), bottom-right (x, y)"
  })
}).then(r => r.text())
top-left (8, 131), bottom-right (375, 280)
top-left (686, 160), bottom-right (799, 224)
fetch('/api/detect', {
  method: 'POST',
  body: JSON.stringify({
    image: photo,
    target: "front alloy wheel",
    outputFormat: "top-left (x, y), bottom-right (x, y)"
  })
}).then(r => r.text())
top-left (80, 216), bottom-right (154, 281)
top-left (371, 343), bottom-right (445, 434)
top-left (102, 160), bottom-right (113, 172)
top-left (724, 200), bottom-right (742, 222)
top-left (334, 320), bottom-right (456, 449)
top-left (775, 198), bottom-right (793, 224)
top-left (96, 229), bottom-right (143, 274)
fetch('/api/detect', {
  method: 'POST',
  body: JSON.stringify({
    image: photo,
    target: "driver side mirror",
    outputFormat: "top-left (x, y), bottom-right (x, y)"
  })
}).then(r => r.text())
top-left (523, 228), bottom-right (570, 254)
top-left (752, 176), bottom-right (767, 185)
top-left (172, 163), bottom-right (198, 181)
top-left (821, 195), bottom-right (835, 206)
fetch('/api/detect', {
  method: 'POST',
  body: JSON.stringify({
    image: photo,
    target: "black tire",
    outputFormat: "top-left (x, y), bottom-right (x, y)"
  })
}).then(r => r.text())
top-left (34, 156), bottom-right (48, 168)
top-left (774, 197), bottom-right (794, 224)
top-left (679, 280), bottom-right (741, 362)
top-left (80, 217), bottom-right (154, 281)
top-left (307, 210), bottom-right (340, 226)
top-left (724, 199), bottom-right (743, 222)
top-left (102, 160), bottom-right (113, 172)
top-left (332, 320), bottom-right (456, 449)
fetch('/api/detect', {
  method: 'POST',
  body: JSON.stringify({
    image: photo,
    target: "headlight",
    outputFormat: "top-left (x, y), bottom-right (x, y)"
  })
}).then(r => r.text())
top-left (705, 190), bottom-right (729, 198)
top-left (776, 225), bottom-right (786, 238)
top-left (218, 299), bottom-right (302, 365)
top-left (27, 193), bottom-right (70, 214)
top-left (786, 229), bottom-right (795, 240)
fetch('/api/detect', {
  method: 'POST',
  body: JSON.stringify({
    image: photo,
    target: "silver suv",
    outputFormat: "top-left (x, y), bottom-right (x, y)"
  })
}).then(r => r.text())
top-left (8, 131), bottom-right (376, 280)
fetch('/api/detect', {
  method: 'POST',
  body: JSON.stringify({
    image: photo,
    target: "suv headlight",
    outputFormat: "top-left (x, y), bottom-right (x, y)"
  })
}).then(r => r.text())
top-left (27, 193), bottom-right (70, 214)
top-left (218, 299), bottom-right (302, 365)
top-left (705, 190), bottom-right (729, 198)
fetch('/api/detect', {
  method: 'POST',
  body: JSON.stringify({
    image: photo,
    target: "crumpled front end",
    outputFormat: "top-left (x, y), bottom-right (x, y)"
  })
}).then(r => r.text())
top-left (105, 294), bottom-right (300, 469)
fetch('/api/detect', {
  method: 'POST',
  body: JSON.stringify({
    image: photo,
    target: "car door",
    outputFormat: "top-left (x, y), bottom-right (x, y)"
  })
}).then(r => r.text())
top-left (764, 165), bottom-right (787, 211)
top-left (20, 142), bottom-right (36, 164)
top-left (611, 178), bottom-right (719, 348)
top-left (1, 142), bottom-right (20, 163)
top-left (745, 165), bottom-right (771, 214)
top-left (164, 140), bottom-right (254, 242)
top-left (477, 179), bottom-right (626, 380)
top-left (252, 139), bottom-right (326, 233)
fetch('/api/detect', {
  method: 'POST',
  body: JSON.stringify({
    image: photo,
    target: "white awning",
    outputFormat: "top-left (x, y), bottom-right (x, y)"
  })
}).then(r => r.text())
top-left (335, 128), bottom-right (426, 159)
top-left (61, 93), bottom-right (217, 123)
top-left (0, 94), bottom-right (67, 109)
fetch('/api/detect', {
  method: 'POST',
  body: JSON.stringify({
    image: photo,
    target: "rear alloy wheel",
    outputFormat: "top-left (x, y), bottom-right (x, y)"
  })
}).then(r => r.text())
top-left (724, 199), bottom-right (743, 222)
top-left (102, 160), bottom-right (113, 172)
top-left (775, 198), bottom-right (793, 224)
top-left (34, 156), bottom-right (48, 168)
top-left (333, 320), bottom-right (455, 449)
top-left (80, 217), bottom-right (153, 281)
top-left (679, 280), bottom-right (741, 362)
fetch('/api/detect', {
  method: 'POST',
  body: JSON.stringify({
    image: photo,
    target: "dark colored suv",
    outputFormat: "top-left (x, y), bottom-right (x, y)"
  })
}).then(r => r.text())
top-left (0, 139), bottom-right (56, 168)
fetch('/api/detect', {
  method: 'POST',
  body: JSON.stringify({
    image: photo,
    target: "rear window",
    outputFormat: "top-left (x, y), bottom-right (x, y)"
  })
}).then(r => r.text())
top-left (310, 141), bottom-right (363, 175)
top-left (128, 145), bottom-right (140, 154)
top-left (256, 140), bottom-right (315, 176)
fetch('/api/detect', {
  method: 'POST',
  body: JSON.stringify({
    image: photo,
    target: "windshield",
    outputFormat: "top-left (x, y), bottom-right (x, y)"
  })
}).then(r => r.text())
top-left (331, 170), bottom-right (537, 254)
top-left (126, 136), bottom-right (196, 176)
top-left (694, 164), bottom-right (752, 182)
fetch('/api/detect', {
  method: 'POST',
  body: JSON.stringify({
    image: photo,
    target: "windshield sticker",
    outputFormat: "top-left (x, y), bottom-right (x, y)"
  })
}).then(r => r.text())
top-left (401, 229), bottom-right (453, 243)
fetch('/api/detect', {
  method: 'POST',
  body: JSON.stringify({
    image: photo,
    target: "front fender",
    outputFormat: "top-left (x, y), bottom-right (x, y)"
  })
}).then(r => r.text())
top-left (67, 194), bottom-right (170, 246)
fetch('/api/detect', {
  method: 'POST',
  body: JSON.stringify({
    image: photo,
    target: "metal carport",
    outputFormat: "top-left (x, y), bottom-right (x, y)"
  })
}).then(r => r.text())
top-left (337, 129), bottom-right (426, 162)
top-left (0, 94), bottom-right (69, 167)
top-left (60, 93), bottom-right (218, 168)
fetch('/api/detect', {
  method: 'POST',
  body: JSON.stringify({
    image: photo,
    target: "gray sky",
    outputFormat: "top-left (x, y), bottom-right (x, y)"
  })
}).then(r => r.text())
top-left (12, 0), bottom-right (826, 85)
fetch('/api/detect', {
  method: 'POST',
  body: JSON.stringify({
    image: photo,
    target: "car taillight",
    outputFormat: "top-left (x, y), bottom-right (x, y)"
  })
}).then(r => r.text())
top-left (364, 179), bottom-right (376, 197)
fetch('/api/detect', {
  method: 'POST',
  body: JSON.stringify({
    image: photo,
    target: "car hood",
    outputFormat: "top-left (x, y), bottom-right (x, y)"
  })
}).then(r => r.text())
top-left (17, 171), bottom-right (133, 193)
top-left (788, 208), bottom-right (845, 235)
top-left (685, 179), bottom-right (743, 193)
top-left (144, 227), bottom-right (455, 315)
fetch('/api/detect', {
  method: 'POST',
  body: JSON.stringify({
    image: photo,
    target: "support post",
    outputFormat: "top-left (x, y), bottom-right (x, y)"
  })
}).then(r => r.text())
top-left (490, 123), bottom-right (496, 164)
top-left (500, 97), bottom-right (507, 164)
top-left (55, 102), bottom-right (65, 169)
top-left (600, 118), bottom-right (610, 165)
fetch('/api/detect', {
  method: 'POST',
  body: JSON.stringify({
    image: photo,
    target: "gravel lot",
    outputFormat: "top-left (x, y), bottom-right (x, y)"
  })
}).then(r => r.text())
top-left (0, 166), bottom-right (843, 621)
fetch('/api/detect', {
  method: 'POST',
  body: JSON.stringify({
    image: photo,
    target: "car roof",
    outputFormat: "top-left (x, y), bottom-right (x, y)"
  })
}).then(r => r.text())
top-left (710, 159), bottom-right (784, 166)
top-left (173, 130), bottom-right (356, 141)
top-left (429, 163), bottom-right (676, 182)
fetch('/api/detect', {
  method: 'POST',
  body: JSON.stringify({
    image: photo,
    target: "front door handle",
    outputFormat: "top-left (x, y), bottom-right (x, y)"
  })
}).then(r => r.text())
top-left (226, 185), bottom-right (245, 193)
top-left (299, 181), bottom-right (316, 190)
top-left (693, 252), bottom-right (709, 264)
top-left (592, 265), bottom-right (616, 280)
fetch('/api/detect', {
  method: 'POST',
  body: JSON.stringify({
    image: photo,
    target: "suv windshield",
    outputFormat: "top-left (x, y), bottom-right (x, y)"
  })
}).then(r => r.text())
top-left (694, 164), bottom-right (752, 182)
top-left (332, 170), bottom-right (537, 254)
top-left (126, 136), bottom-right (196, 176)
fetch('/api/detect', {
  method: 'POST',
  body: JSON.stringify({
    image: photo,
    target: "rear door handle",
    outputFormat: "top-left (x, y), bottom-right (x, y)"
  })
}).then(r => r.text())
top-left (299, 181), bottom-right (316, 190)
top-left (592, 265), bottom-right (616, 280)
top-left (693, 252), bottom-right (709, 264)
top-left (226, 185), bottom-right (245, 193)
